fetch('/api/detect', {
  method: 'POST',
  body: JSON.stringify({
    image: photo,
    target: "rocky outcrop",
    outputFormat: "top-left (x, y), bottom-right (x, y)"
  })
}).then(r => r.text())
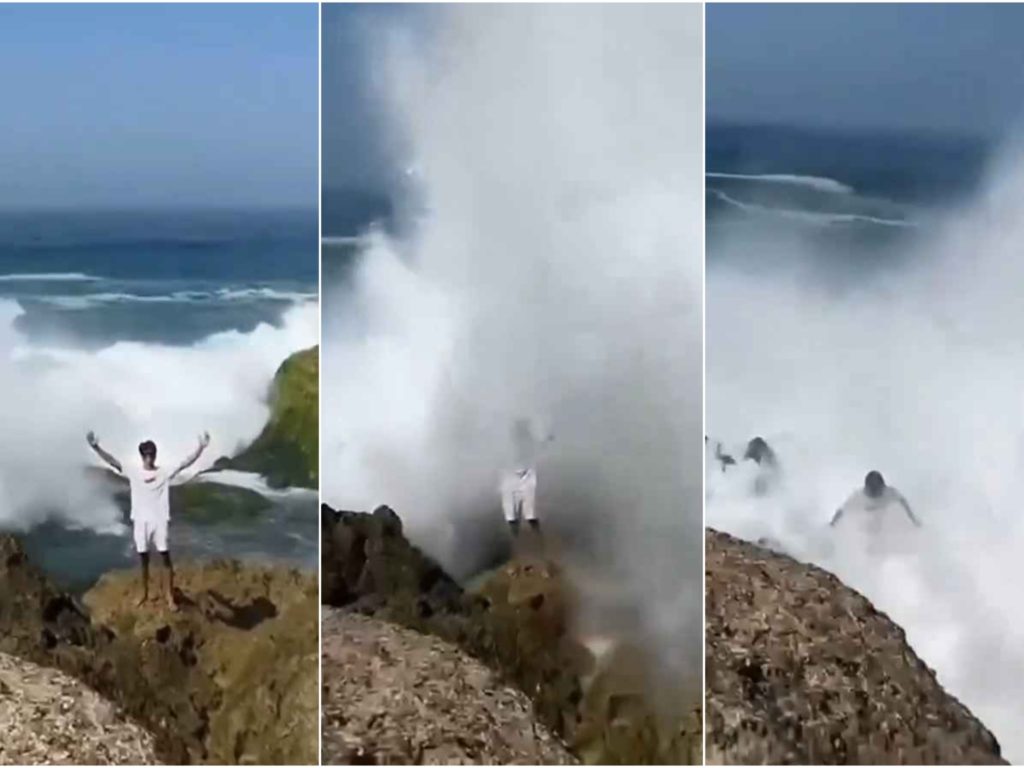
top-left (85, 561), bottom-right (318, 765)
top-left (0, 533), bottom-right (317, 765)
top-left (705, 528), bottom-right (1004, 765)
top-left (321, 504), bottom-right (702, 764)
top-left (215, 346), bottom-right (318, 489)
top-left (0, 651), bottom-right (156, 765)
top-left (322, 609), bottom-right (577, 765)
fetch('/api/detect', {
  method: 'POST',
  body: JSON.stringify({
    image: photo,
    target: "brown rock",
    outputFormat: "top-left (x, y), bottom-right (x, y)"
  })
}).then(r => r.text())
top-left (0, 533), bottom-right (317, 764)
top-left (0, 651), bottom-right (156, 765)
top-left (705, 528), bottom-right (1005, 765)
top-left (322, 609), bottom-right (577, 765)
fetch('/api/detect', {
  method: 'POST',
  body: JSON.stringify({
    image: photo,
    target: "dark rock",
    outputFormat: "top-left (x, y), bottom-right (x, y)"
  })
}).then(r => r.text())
top-left (321, 504), bottom-right (702, 764)
top-left (705, 528), bottom-right (1005, 765)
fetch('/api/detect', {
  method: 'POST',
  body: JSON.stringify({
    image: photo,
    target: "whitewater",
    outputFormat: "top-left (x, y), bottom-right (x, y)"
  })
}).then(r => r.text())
top-left (707, 143), bottom-right (1024, 760)
top-left (323, 4), bottom-right (703, 687)
top-left (0, 295), bottom-right (317, 532)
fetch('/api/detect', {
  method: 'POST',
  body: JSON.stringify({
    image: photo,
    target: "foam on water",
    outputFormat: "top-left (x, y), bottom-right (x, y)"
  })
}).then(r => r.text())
top-left (707, 172), bottom-right (854, 195)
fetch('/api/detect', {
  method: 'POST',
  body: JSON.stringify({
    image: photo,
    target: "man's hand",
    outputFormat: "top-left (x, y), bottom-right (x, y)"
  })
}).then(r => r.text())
top-left (171, 431), bottom-right (212, 481)
top-left (87, 431), bottom-right (122, 473)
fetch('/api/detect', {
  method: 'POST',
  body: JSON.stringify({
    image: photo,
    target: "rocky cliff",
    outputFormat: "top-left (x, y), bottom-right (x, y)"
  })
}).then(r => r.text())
top-left (705, 528), bottom-right (1004, 765)
top-left (0, 534), bottom-right (317, 764)
top-left (321, 504), bottom-right (702, 765)
top-left (215, 346), bottom-right (318, 489)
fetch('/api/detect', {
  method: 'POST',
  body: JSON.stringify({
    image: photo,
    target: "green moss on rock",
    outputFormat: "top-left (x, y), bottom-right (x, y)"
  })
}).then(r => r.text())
top-left (172, 482), bottom-right (272, 524)
top-left (216, 347), bottom-right (318, 489)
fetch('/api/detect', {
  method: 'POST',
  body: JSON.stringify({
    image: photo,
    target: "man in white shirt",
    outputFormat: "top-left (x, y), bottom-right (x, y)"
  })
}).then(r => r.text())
top-left (87, 430), bottom-right (211, 610)
top-left (499, 418), bottom-right (553, 538)
top-left (830, 470), bottom-right (921, 534)
top-left (743, 436), bottom-right (780, 496)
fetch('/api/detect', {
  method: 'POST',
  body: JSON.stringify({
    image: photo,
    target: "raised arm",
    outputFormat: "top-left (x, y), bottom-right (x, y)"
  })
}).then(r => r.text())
top-left (898, 494), bottom-right (921, 527)
top-left (829, 508), bottom-right (843, 527)
top-left (169, 431), bottom-right (211, 481)
top-left (86, 431), bottom-right (122, 473)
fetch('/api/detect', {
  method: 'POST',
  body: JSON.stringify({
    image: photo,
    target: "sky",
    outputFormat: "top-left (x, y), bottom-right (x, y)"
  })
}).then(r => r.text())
top-left (708, 3), bottom-right (1024, 137)
top-left (321, 3), bottom-right (423, 193)
top-left (0, 4), bottom-right (318, 209)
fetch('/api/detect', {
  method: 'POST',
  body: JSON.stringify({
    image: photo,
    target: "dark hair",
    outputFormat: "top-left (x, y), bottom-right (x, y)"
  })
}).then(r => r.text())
top-left (744, 436), bottom-right (773, 464)
top-left (864, 470), bottom-right (885, 495)
top-left (138, 440), bottom-right (157, 457)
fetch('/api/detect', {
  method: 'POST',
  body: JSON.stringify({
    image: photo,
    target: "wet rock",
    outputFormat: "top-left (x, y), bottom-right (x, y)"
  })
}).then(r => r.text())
top-left (705, 528), bottom-right (1004, 765)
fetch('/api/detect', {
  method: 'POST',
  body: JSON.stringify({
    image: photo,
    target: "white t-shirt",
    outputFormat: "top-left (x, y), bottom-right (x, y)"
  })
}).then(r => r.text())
top-left (836, 486), bottom-right (912, 535)
top-left (121, 465), bottom-right (172, 523)
top-left (508, 418), bottom-right (551, 472)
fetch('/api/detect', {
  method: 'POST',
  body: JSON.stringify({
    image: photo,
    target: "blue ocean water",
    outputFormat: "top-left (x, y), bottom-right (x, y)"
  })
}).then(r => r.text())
top-left (0, 208), bottom-right (317, 347)
top-left (706, 123), bottom-right (996, 282)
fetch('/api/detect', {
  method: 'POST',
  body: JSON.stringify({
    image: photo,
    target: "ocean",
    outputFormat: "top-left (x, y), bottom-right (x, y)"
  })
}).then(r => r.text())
top-left (706, 123), bottom-right (991, 277)
top-left (0, 208), bottom-right (318, 590)
top-left (705, 123), bottom-right (1024, 758)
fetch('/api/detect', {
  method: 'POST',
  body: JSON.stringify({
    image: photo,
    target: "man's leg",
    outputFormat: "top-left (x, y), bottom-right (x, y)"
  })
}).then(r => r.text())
top-left (501, 474), bottom-right (520, 537)
top-left (134, 520), bottom-right (150, 607)
top-left (160, 551), bottom-right (176, 610)
top-left (155, 520), bottom-right (176, 610)
top-left (522, 471), bottom-right (540, 535)
top-left (138, 552), bottom-right (150, 607)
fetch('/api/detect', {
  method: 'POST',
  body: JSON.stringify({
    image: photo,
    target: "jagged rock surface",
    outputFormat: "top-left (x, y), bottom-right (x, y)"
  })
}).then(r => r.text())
top-left (0, 651), bottom-right (157, 765)
top-left (322, 504), bottom-right (702, 764)
top-left (322, 609), bottom-right (577, 765)
top-left (705, 528), bottom-right (1005, 765)
top-left (0, 534), bottom-right (317, 764)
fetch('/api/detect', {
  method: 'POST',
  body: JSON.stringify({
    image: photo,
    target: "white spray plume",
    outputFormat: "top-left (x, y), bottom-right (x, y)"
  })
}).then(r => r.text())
top-left (0, 299), bottom-right (317, 532)
top-left (324, 4), bottom-right (703, 686)
top-left (707, 142), bottom-right (1024, 759)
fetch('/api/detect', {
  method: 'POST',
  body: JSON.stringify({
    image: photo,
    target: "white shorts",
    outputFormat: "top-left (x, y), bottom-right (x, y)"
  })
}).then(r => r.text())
top-left (133, 518), bottom-right (169, 554)
top-left (500, 468), bottom-right (537, 522)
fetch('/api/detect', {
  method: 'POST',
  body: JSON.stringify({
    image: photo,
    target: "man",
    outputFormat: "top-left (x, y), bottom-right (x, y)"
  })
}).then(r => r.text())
top-left (743, 436), bottom-right (780, 496)
top-left (87, 431), bottom-right (211, 609)
top-left (500, 418), bottom-right (553, 538)
top-left (831, 470), bottom-right (921, 532)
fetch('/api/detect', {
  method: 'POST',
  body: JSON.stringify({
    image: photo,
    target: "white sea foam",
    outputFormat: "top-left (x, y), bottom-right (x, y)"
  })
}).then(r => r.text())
top-left (707, 171), bottom-right (855, 195)
top-left (29, 288), bottom-right (316, 310)
top-left (0, 297), bottom-right (317, 531)
top-left (709, 188), bottom-right (914, 228)
top-left (0, 272), bottom-right (101, 282)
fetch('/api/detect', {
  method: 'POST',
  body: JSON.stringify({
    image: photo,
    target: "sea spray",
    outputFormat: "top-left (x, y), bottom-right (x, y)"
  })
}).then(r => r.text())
top-left (0, 297), bottom-right (317, 531)
top-left (323, 3), bottom-right (703, 687)
top-left (707, 142), bottom-right (1024, 760)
